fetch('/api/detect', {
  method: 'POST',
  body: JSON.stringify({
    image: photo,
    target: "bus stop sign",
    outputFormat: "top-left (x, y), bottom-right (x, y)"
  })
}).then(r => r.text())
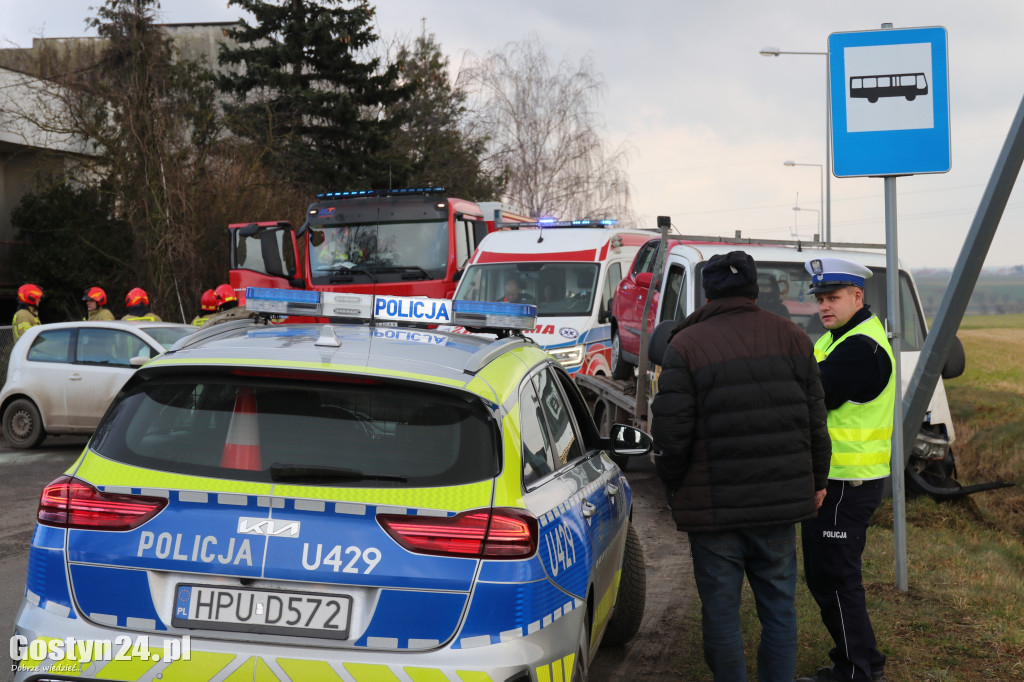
top-left (829, 26), bottom-right (950, 177)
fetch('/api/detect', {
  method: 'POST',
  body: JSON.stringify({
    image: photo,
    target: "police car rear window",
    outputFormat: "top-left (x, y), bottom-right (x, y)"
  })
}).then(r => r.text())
top-left (90, 374), bottom-right (499, 487)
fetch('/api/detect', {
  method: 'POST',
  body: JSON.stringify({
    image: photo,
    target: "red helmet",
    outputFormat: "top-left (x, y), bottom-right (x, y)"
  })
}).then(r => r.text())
top-left (125, 287), bottom-right (150, 307)
top-left (214, 284), bottom-right (237, 306)
top-left (83, 286), bottom-right (107, 306)
top-left (200, 289), bottom-right (218, 312)
top-left (17, 283), bottom-right (43, 306)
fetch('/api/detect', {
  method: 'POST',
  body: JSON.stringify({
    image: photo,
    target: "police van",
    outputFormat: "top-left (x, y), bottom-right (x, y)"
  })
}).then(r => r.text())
top-left (13, 288), bottom-right (650, 681)
top-left (449, 221), bottom-right (654, 376)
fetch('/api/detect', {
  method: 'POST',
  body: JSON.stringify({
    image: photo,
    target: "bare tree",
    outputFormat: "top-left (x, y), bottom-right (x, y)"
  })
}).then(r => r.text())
top-left (462, 34), bottom-right (634, 223)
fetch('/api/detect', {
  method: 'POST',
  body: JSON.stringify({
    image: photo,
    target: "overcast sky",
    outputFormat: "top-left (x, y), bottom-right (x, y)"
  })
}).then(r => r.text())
top-left (3, 0), bottom-right (1023, 268)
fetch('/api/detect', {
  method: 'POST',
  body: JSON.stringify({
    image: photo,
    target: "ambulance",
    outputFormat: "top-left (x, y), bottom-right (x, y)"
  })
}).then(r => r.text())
top-left (450, 221), bottom-right (654, 376)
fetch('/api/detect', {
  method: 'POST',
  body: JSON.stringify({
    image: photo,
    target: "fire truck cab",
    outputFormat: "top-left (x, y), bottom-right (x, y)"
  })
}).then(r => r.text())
top-left (229, 188), bottom-right (527, 302)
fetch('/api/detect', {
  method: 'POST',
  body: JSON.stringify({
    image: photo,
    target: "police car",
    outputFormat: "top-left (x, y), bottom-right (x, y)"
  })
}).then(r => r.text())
top-left (14, 288), bottom-right (650, 682)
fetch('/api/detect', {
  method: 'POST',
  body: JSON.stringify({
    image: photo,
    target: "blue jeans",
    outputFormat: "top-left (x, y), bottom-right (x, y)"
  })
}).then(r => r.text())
top-left (689, 524), bottom-right (798, 682)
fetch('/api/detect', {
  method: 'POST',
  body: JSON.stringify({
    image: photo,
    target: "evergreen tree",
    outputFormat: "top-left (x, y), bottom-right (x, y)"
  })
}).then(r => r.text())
top-left (11, 183), bottom-right (134, 322)
top-left (217, 0), bottom-right (411, 190)
top-left (381, 29), bottom-right (504, 200)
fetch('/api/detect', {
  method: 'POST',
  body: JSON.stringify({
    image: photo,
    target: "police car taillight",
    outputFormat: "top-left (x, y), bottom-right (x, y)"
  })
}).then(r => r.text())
top-left (38, 476), bottom-right (167, 530)
top-left (378, 508), bottom-right (538, 559)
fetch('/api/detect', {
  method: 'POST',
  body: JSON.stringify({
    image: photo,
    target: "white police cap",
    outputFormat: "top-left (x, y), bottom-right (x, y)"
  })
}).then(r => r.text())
top-left (805, 257), bottom-right (872, 294)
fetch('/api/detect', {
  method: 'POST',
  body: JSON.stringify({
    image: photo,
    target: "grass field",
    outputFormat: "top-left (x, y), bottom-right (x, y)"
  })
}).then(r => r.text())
top-left (677, 317), bottom-right (1024, 680)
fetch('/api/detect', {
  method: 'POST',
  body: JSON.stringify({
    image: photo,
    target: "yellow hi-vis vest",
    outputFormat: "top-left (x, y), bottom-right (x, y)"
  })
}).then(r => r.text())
top-left (814, 314), bottom-right (895, 481)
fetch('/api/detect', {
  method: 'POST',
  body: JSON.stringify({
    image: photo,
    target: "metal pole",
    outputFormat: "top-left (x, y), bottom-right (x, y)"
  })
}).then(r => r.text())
top-left (635, 216), bottom-right (672, 429)
top-left (825, 60), bottom-right (832, 246)
top-left (902, 89), bottom-right (1024, 454)
top-left (884, 177), bottom-right (908, 592)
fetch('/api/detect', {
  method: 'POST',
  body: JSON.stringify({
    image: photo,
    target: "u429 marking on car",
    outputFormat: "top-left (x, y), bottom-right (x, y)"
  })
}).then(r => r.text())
top-left (545, 520), bottom-right (577, 577)
top-left (301, 543), bottom-right (381, 574)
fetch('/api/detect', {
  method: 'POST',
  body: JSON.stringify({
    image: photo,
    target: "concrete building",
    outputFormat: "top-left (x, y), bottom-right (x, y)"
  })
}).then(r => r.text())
top-left (0, 23), bottom-right (236, 316)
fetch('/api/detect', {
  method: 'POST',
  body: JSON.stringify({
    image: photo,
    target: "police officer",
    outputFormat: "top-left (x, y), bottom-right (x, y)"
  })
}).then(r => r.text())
top-left (83, 287), bottom-right (115, 321)
top-left (191, 289), bottom-right (218, 327)
top-left (12, 283), bottom-right (43, 341)
top-left (797, 257), bottom-right (893, 682)
top-left (122, 288), bottom-right (162, 322)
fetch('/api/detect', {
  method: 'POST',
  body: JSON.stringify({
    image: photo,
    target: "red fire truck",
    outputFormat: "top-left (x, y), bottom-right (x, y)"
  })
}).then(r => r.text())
top-left (228, 188), bottom-right (528, 302)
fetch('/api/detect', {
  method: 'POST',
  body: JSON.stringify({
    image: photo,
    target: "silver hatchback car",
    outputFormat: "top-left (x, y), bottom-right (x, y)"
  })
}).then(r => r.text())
top-left (1, 320), bottom-right (196, 448)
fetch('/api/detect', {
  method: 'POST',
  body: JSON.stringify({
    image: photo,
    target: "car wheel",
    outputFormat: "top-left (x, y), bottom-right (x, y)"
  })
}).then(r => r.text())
top-left (610, 329), bottom-right (632, 380)
top-left (573, 601), bottom-right (590, 682)
top-left (2, 398), bottom-right (46, 449)
top-left (601, 522), bottom-right (646, 647)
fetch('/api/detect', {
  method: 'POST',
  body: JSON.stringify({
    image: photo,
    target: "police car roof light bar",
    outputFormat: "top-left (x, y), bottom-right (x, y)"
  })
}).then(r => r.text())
top-left (496, 218), bottom-right (618, 230)
top-left (244, 287), bottom-right (537, 333)
top-left (316, 187), bottom-right (447, 200)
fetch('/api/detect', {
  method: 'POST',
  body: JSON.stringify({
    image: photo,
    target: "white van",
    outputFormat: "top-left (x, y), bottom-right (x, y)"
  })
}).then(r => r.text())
top-left (450, 223), bottom-right (654, 375)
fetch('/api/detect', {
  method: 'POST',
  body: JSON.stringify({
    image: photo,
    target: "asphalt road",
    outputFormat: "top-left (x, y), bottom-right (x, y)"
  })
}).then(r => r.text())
top-left (0, 435), bottom-right (88, 680)
top-left (0, 436), bottom-right (697, 681)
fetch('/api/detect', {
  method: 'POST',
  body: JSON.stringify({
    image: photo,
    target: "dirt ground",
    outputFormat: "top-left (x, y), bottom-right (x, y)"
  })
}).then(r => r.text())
top-left (590, 457), bottom-right (699, 680)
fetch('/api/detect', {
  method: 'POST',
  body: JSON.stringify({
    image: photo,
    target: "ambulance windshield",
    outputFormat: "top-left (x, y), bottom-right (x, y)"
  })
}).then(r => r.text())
top-left (454, 263), bottom-right (600, 317)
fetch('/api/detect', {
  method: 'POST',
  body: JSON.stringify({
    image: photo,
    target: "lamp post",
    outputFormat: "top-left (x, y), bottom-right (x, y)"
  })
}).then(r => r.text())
top-left (761, 46), bottom-right (831, 245)
top-left (792, 205), bottom-right (821, 241)
top-left (785, 161), bottom-right (824, 243)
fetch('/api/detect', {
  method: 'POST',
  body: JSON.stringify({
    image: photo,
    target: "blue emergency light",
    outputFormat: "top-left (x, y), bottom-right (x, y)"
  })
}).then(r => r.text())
top-left (497, 218), bottom-right (618, 230)
top-left (244, 288), bottom-right (537, 332)
top-left (315, 187), bottom-right (447, 200)
top-left (452, 300), bottom-right (538, 331)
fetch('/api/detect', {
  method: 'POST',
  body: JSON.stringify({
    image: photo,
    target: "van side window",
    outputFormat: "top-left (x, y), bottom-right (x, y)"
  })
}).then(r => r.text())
top-left (660, 264), bottom-right (688, 323)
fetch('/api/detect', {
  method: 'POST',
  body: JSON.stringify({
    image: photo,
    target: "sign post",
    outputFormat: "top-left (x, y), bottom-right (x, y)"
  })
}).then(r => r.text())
top-left (828, 24), bottom-right (950, 592)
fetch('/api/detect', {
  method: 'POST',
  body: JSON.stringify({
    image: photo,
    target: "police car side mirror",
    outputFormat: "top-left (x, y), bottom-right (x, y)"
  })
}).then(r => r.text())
top-left (603, 424), bottom-right (653, 457)
top-left (129, 356), bottom-right (150, 368)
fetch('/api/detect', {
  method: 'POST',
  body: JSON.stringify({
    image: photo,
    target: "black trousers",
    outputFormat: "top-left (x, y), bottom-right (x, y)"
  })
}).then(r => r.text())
top-left (801, 478), bottom-right (886, 680)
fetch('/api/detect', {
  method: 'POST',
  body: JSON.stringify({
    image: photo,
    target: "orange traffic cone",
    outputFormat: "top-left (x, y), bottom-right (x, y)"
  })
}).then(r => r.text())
top-left (221, 387), bottom-right (261, 470)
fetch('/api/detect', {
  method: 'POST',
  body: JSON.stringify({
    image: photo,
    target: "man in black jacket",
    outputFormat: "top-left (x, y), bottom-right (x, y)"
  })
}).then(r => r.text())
top-left (651, 251), bottom-right (831, 682)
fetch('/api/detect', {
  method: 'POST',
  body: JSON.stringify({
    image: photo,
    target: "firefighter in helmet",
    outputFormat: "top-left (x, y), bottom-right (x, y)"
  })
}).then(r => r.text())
top-left (12, 283), bottom-right (43, 341)
top-left (214, 284), bottom-right (238, 312)
top-left (191, 289), bottom-right (219, 327)
top-left (122, 288), bottom-right (162, 322)
top-left (83, 287), bottom-right (115, 322)
top-left (204, 284), bottom-right (254, 328)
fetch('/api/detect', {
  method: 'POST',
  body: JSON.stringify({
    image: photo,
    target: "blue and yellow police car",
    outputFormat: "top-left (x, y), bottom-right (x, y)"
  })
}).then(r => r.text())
top-left (13, 289), bottom-right (649, 682)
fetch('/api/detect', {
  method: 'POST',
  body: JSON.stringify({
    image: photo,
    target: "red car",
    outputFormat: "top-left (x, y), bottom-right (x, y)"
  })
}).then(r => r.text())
top-left (608, 238), bottom-right (688, 378)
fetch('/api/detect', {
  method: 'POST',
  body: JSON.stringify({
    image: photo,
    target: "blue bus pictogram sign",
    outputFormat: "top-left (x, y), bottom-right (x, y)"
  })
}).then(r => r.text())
top-left (829, 26), bottom-right (950, 177)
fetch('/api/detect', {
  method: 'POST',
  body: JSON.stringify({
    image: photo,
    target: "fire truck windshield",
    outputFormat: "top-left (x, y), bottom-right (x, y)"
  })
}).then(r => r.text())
top-left (309, 221), bottom-right (449, 285)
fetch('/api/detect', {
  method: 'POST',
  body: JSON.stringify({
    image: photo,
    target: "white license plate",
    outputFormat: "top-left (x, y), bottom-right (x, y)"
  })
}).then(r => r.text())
top-left (172, 584), bottom-right (351, 639)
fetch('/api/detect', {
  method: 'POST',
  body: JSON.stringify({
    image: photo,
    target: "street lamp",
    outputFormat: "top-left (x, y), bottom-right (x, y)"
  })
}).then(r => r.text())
top-left (784, 160), bottom-right (824, 243)
top-left (761, 46), bottom-right (831, 245)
